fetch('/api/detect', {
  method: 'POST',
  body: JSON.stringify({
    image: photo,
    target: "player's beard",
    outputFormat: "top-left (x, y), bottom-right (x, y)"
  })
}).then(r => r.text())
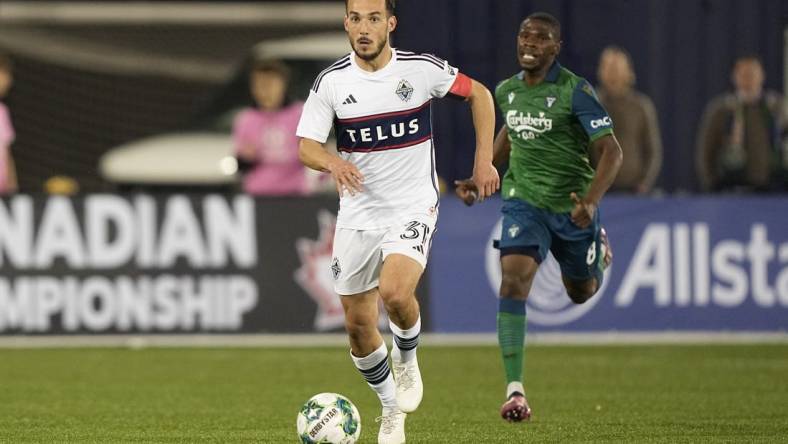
top-left (353, 35), bottom-right (388, 62)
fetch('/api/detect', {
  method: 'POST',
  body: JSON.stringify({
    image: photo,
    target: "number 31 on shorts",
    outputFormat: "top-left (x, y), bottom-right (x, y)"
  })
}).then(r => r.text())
top-left (399, 220), bottom-right (433, 256)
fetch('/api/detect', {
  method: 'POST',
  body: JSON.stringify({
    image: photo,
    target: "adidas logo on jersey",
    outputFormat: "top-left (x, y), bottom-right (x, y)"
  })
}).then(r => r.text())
top-left (342, 94), bottom-right (358, 105)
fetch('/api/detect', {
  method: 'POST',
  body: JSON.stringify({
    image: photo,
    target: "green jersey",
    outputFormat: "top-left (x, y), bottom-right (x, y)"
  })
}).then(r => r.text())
top-left (495, 62), bottom-right (614, 213)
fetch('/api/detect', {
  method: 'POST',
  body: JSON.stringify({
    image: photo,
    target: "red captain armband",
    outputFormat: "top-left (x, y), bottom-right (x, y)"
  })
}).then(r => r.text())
top-left (448, 73), bottom-right (473, 99)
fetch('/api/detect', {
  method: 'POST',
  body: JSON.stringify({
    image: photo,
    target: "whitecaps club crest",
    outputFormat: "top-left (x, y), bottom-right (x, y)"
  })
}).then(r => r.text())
top-left (395, 79), bottom-right (414, 102)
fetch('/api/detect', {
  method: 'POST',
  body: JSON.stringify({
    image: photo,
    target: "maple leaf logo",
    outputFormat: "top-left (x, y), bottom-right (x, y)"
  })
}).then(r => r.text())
top-left (294, 210), bottom-right (389, 332)
top-left (294, 210), bottom-right (344, 331)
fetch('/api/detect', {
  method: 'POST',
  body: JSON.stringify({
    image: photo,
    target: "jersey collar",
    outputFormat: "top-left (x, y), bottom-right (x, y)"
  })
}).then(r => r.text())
top-left (350, 47), bottom-right (397, 77)
top-left (517, 61), bottom-right (562, 84)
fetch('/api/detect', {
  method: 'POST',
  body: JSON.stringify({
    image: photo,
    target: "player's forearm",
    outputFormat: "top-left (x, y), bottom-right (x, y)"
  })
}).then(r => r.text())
top-left (467, 79), bottom-right (495, 165)
top-left (298, 138), bottom-right (335, 173)
top-left (586, 135), bottom-right (623, 204)
top-left (492, 126), bottom-right (511, 169)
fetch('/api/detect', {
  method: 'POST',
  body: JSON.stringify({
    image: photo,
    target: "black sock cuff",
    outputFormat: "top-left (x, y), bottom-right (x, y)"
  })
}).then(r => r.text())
top-left (358, 356), bottom-right (390, 385)
top-left (394, 333), bottom-right (419, 351)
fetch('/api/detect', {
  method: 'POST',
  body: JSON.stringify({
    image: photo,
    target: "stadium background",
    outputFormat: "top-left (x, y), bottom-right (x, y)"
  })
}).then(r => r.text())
top-left (0, 2), bottom-right (786, 443)
top-left (0, 0), bottom-right (786, 336)
top-left (0, 0), bottom-right (784, 193)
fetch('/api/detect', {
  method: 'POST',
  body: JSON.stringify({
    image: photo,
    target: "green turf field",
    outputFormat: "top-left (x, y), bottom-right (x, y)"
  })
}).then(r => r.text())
top-left (1, 344), bottom-right (787, 443)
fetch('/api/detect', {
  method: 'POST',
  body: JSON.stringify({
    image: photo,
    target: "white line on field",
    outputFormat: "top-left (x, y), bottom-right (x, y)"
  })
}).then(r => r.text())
top-left (0, 332), bottom-right (786, 349)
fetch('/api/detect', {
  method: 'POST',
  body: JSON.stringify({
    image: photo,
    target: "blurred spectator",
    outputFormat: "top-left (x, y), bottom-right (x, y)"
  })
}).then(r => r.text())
top-left (0, 53), bottom-right (17, 194)
top-left (596, 46), bottom-right (663, 194)
top-left (696, 56), bottom-right (785, 193)
top-left (233, 59), bottom-right (313, 196)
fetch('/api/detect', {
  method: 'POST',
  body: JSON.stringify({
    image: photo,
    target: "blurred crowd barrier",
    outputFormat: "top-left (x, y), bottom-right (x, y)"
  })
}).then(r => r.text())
top-left (0, 194), bottom-right (347, 334)
top-left (1, 193), bottom-right (786, 335)
top-left (431, 195), bottom-right (788, 333)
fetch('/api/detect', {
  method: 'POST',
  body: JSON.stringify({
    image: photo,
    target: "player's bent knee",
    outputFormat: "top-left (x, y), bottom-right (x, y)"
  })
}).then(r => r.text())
top-left (565, 282), bottom-right (598, 304)
top-left (378, 285), bottom-right (412, 311)
top-left (500, 273), bottom-right (531, 299)
top-left (381, 294), bottom-right (412, 314)
top-left (567, 290), bottom-right (592, 304)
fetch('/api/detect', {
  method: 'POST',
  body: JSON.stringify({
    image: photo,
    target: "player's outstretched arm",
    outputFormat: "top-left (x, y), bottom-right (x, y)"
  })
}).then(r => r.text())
top-left (466, 79), bottom-right (500, 201)
top-left (570, 134), bottom-right (623, 228)
top-left (455, 125), bottom-right (510, 206)
top-left (299, 137), bottom-right (364, 197)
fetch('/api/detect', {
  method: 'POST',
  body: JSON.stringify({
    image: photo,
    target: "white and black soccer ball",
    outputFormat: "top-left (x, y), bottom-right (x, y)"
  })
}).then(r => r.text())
top-left (296, 393), bottom-right (361, 444)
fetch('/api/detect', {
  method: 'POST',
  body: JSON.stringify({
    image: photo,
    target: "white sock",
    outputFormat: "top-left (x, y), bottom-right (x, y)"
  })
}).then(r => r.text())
top-left (350, 343), bottom-right (397, 410)
top-left (506, 381), bottom-right (525, 398)
top-left (390, 315), bottom-right (421, 363)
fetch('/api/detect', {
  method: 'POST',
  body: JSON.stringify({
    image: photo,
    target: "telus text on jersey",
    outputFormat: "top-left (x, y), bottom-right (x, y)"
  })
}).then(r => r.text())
top-left (344, 119), bottom-right (420, 143)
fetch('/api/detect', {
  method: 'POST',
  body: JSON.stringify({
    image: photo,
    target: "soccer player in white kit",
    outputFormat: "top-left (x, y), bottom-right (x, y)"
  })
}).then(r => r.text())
top-left (297, 1), bottom-right (499, 442)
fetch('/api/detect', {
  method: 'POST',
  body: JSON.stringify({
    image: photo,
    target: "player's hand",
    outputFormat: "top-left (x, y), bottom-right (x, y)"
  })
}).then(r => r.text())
top-left (454, 178), bottom-right (479, 206)
top-left (472, 162), bottom-right (500, 201)
top-left (326, 157), bottom-right (364, 197)
top-left (570, 192), bottom-right (597, 229)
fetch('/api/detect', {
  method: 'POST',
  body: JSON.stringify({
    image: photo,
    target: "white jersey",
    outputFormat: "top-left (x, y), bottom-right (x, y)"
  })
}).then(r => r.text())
top-left (296, 48), bottom-right (461, 229)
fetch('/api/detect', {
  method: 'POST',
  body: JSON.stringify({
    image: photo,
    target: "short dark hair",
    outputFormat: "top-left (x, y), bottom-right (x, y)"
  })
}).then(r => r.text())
top-left (250, 59), bottom-right (290, 81)
top-left (345, 0), bottom-right (396, 16)
top-left (525, 12), bottom-right (561, 40)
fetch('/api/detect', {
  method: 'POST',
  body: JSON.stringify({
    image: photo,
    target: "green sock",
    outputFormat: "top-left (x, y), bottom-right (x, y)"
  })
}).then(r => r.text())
top-left (497, 298), bottom-right (527, 386)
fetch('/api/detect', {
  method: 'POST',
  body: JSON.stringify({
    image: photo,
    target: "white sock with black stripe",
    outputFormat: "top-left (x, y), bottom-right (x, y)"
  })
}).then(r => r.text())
top-left (390, 315), bottom-right (421, 363)
top-left (351, 343), bottom-right (397, 410)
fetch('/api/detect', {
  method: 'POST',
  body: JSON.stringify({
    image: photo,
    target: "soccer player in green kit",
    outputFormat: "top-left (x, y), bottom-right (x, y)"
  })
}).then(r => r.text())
top-left (456, 12), bottom-right (623, 422)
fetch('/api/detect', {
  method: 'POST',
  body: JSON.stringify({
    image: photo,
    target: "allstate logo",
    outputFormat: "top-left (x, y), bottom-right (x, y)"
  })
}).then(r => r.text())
top-left (484, 220), bottom-right (611, 326)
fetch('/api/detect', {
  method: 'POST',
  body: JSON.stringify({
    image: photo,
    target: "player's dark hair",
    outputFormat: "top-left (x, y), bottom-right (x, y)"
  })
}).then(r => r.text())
top-left (250, 59), bottom-right (291, 81)
top-left (526, 12), bottom-right (561, 40)
top-left (345, 0), bottom-right (396, 17)
top-left (0, 52), bottom-right (12, 72)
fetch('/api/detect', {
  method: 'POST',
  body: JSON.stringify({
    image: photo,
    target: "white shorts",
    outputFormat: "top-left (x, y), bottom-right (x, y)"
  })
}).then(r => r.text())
top-left (331, 212), bottom-right (437, 295)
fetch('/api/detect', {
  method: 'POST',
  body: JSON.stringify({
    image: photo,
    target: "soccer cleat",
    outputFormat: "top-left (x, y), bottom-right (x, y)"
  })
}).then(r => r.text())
top-left (600, 227), bottom-right (613, 270)
top-left (500, 393), bottom-right (532, 422)
top-left (376, 408), bottom-right (406, 444)
top-left (392, 356), bottom-right (423, 413)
